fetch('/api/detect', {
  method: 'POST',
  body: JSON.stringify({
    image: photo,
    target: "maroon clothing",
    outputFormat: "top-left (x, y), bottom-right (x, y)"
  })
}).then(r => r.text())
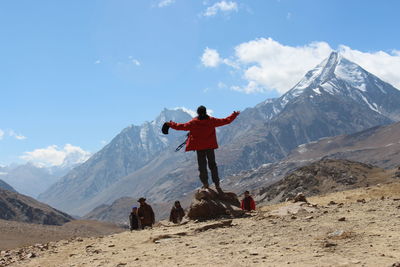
top-left (241, 196), bottom-right (256, 211)
top-left (168, 112), bottom-right (239, 151)
top-left (169, 206), bottom-right (185, 224)
top-left (138, 203), bottom-right (155, 228)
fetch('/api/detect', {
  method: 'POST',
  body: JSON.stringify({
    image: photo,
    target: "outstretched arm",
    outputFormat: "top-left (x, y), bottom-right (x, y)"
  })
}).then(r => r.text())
top-left (168, 120), bottom-right (194, 131)
top-left (211, 111), bottom-right (240, 127)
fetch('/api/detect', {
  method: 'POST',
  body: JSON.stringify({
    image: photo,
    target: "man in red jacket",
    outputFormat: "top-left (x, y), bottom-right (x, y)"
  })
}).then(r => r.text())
top-left (168, 106), bottom-right (239, 193)
top-left (241, 190), bottom-right (256, 211)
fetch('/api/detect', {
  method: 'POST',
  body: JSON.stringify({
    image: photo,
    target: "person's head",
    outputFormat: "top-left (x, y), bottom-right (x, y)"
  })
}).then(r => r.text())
top-left (138, 197), bottom-right (146, 205)
top-left (174, 200), bottom-right (181, 208)
top-left (132, 206), bottom-right (138, 212)
top-left (244, 190), bottom-right (250, 197)
top-left (197, 105), bottom-right (209, 120)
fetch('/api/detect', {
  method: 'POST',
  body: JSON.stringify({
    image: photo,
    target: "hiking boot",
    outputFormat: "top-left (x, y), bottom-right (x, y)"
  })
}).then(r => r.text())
top-left (215, 186), bottom-right (224, 195)
top-left (201, 183), bottom-right (210, 189)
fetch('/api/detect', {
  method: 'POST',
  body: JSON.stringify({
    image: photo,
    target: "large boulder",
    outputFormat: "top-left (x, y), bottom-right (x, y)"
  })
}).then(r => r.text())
top-left (187, 188), bottom-right (245, 220)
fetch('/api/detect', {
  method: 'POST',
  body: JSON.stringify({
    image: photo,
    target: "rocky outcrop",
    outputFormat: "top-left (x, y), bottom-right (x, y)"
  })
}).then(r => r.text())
top-left (257, 159), bottom-right (391, 204)
top-left (187, 188), bottom-right (244, 220)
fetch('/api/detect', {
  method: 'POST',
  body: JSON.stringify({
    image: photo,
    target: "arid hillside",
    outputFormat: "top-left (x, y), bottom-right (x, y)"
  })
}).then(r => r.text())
top-left (0, 220), bottom-right (124, 251)
top-left (2, 180), bottom-right (400, 267)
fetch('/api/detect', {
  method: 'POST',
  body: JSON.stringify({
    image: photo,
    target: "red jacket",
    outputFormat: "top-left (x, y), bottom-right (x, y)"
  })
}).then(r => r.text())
top-left (168, 112), bottom-right (239, 151)
top-left (241, 196), bottom-right (256, 211)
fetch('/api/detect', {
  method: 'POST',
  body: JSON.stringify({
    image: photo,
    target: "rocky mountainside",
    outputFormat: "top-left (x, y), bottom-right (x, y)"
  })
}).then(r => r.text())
top-left (0, 179), bottom-right (16, 192)
top-left (0, 188), bottom-right (74, 225)
top-left (216, 52), bottom-right (400, 174)
top-left (256, 159), bottom-right (395, 204)
top-left (39, 52), bottom-right (400, 216)
top-left (38, 109), bottom-right (192, 214)
top-left (222, 121), bottom-right (400, 196)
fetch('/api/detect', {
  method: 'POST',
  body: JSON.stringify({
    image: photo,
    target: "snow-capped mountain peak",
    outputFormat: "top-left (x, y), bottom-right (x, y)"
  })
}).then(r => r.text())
top-left (269, 51), bottom-right (400, 121)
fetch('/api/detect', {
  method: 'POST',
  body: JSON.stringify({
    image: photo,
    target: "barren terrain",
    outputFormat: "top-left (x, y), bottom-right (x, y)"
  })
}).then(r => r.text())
top-left (2, 180), bottom-right (400, 267)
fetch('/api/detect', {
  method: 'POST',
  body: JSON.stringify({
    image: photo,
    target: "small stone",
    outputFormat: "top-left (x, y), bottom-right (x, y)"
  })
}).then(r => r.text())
top-left (357, 199), bottom-right (366, 204)
top-left (328, 201), bottom-right (337, 205)
top-left (338, 217), bottom-right (346, 221)
top-left (108, 244), bottom-right (115, 247)
top-left (293, 193), bottom-right (307, 203)
top-left (323, 242), bottom-right (337, 248)
top-left (26, 253), bottom-right (36, 258)
top-left (290, 215), bottom-right (297, 220)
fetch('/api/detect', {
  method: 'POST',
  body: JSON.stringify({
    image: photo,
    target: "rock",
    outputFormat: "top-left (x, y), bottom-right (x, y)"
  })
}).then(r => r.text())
top-left (194, 220), bottom-right (233, 232)
top-left (391, 262), bottom-right (400, 267)
top-left (293, 193), bottom-right (307, 203)
top-left (187, 188), bottom-right (244, 220)
top-left (357, 199), bottom-right (366, 203)
top-left (338, 217), bottom-right (346, 221)
top-left (26, 253), bottom-right (36, 258)
top-left (323, 241), bottom-right (337, 248)
top-left (328, 201), bottom-right (337, 205)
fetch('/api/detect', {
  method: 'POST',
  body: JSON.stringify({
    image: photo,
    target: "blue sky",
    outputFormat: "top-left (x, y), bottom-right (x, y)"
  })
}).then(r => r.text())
top-left (1, 0), bottom-right (400, 166)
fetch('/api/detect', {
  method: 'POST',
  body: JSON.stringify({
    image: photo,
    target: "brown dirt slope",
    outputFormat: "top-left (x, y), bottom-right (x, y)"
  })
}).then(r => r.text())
top-left (0, 188), bottom-right (73, 225)
top-left (0, 220), bottom-right (124, 251)
top-left (257, 159), bottom-right (397, 204)
top-left (2, 181), bottom-right (400, 267)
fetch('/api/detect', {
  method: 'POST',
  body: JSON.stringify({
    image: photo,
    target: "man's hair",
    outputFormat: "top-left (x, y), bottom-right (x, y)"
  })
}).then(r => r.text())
top-left (197, 105), bottom-right (209, 120)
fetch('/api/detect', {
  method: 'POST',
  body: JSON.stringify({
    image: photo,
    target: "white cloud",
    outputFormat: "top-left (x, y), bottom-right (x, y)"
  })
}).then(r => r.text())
top-left (0, 129), bottom-right (27, 141)
top-left (338, 46), bottom-right (400, 89)
top-left (201, 47), bottom-right (222, 67)
top-left (286, 12), bottom-right (292, 20)
top-left (203, 1), bottom-right (238, 17)
top-left (158, 0), bottom-right (175, 8)
top-left (233, 38), bottom-right (333, 94)
top-left (94, 60), bottom-right (101, 64)
top-left (20, 144), bottom-right (91, 167)
top-left (8, 130), bottom-right (27, 140)
top-left (128, 56), bottom-right (141, 66)
top-left (201, 37), bottom-right (400, 94)
top-left (217, 81), bottom-right (227, 88)
top-left (132, 59), bottom-right (141, 66)
top-left (174, 107), bottom-right (197, 117)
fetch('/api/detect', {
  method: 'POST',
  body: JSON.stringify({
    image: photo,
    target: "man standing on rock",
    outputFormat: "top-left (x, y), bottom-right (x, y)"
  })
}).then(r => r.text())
top-left (137, 198), bottom-right (155, 229)
top-left (167, 106), bottom-right (239, 193)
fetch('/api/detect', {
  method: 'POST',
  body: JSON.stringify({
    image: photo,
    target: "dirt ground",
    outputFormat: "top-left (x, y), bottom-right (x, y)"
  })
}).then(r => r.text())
top-left (2, 181), bottom-right (400, 267)
top-left (0, 220), bottom-right (124, 251)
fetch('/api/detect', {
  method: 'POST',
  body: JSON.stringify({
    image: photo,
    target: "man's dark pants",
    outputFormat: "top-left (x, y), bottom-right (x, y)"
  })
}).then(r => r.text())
top-left (196, 149), bottom-right (220, 187)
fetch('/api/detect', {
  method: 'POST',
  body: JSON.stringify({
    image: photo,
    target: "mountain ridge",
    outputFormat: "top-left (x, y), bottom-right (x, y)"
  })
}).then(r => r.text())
top-left (39, 52), bottom-right (400, 215)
